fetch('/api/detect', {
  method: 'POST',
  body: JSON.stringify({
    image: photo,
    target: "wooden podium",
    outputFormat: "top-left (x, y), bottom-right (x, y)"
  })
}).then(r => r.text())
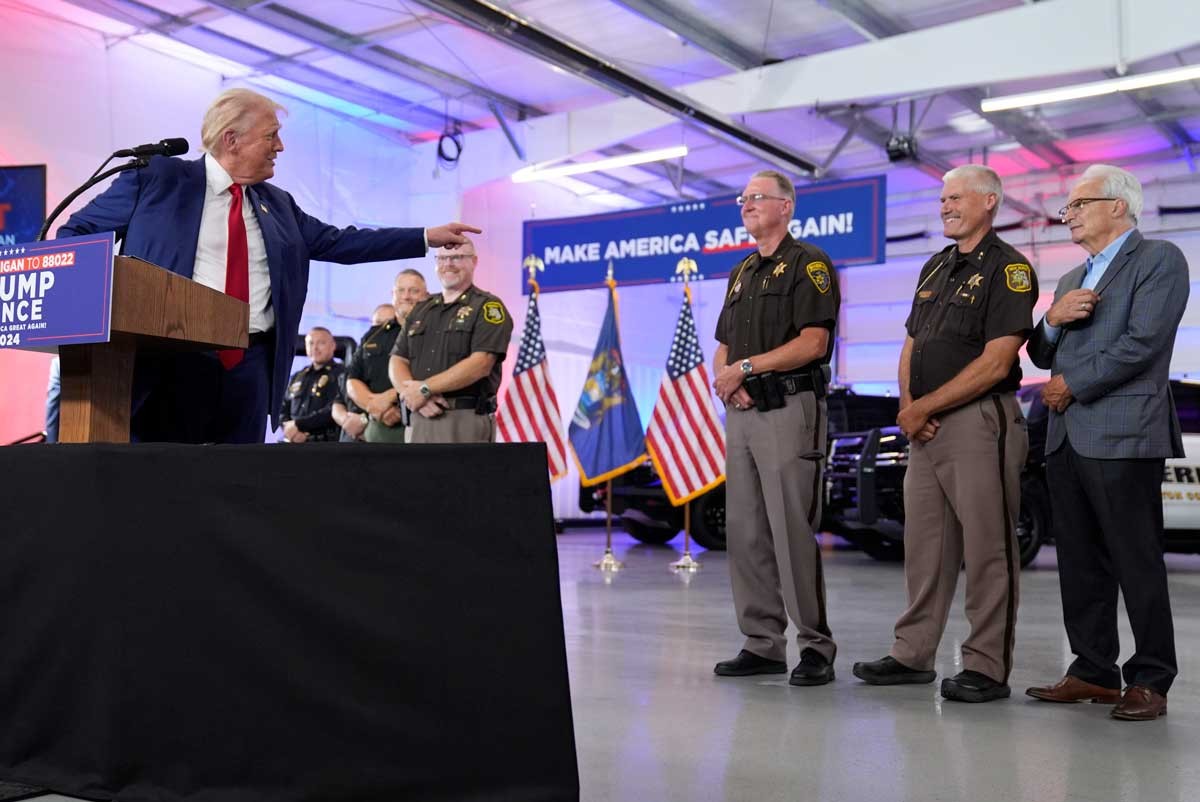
top-left (58, 257), bottom-right (249, 443)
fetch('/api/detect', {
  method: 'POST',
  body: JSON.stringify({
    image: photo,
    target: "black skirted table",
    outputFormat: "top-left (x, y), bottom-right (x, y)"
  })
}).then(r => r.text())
top-left (0, 443), bottom-right (578, 802)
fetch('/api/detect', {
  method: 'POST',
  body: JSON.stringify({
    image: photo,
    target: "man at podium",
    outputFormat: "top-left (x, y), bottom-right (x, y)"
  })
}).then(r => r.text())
top-left (56, 88), bottom-right (479, 443)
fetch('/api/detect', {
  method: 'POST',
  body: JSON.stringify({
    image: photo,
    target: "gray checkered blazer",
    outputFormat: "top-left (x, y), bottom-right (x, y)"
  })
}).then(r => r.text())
top-left (1027, 230), bottom-right (1188, 460)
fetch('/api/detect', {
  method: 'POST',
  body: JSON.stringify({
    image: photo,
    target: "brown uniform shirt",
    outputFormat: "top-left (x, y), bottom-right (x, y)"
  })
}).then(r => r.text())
top-left (905, 228), bottom-right (1037, 399)
top-left (714, 234), bottom-right (840, 365)
top-left (390, 285), bottom-right (514, 398)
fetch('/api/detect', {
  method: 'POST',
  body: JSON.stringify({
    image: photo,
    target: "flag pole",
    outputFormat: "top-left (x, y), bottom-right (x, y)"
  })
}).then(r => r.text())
top-left (594, 478), bottom-right (623, 571)
top-left (594, 261), bottom-right (624, 573)
top-left (670, 265), bottom-right (702, 573)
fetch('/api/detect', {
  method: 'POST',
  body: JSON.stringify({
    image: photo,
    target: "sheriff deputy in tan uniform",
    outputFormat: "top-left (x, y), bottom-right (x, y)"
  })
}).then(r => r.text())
top-left (280, 326), bottom-right (346, 443)
top-left (852, 164), bottom-right (1037, 703)
top-left (712, 169), bottom-right (840, 687)
top-left (388, 237), bottom-right (513, 443)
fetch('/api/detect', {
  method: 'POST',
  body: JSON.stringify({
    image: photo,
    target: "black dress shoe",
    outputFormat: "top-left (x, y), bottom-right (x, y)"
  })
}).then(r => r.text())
top-left (714, 650), bottom-right (787, 677)
top-left (789, 648), bottom-right (835, 686)
top-left (940, 670), bottom-right (1011, 703)
top-left (852, 655), bottom-right (936, 685)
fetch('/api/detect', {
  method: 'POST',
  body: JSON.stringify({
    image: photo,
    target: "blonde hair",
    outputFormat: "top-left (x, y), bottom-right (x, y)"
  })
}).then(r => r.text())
top-left (201, 89), bottom-right (287, 155)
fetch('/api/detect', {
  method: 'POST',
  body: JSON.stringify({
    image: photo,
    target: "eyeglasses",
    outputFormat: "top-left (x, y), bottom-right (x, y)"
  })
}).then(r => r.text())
top-left (1057, 197), bottom-right (1117, 219)
top-left (435, 254), bottom-right (475, 264)
top-left (736, 193), bottom-right (790, 206)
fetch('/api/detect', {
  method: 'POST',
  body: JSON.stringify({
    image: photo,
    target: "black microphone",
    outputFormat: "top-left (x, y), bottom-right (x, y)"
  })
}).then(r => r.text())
top-left (112, 137), bottom-right (189, 158)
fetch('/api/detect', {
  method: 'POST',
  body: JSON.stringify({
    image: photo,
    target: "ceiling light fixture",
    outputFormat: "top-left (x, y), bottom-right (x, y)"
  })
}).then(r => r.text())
top-left (980, 63), bottom-right (1200, 112)
top-left (511, 145), bottom-right (688, 183)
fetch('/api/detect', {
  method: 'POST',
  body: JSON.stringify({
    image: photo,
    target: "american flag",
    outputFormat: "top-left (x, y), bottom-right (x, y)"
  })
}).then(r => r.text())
top-left (645, 291), bottom-right (726, 506)
top-left (496, 290), bottom-right (569, 480)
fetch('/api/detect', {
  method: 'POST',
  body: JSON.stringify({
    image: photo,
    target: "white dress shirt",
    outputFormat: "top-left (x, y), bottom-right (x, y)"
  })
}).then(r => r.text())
top-left (192, 154), bottom-right (274, 334)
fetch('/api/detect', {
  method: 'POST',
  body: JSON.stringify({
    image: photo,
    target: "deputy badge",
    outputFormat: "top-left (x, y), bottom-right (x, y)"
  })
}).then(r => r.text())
top-left (317, 374), bottom-right (329, 389)
top-left (1004, 263), bottom-right (1033, 293)
top-left (773, 263), bottom-right (788, 278)
top-left (483, 300), bottom-right (506, 324)
top-left (456, 305), bottom-right (474, 324)
top-left (289, 381), bottom-right (301, 395)
top-left (967, 273), bottom-right (984, 289)
top-left (806, 261), bottom-right (832, 294)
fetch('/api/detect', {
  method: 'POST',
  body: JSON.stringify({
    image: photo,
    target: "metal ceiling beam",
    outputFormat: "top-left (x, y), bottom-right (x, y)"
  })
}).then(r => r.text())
top-left (1103, 68), bottom-right (1197, 153)
top-left (201, 0), bottom-right (537, 121)
top-left (404, 0), bottom-right (822, 177)
top-left (815, 0), bottom-right (1073, 168)
top-left (683, 0), bottom-right (1200, 115)
top-left (822, 109), bottom-right (1046, 220)
top-left (64, 0), bottom-right (461, 133)
top-left (609, 0), bottom-right (770, 70)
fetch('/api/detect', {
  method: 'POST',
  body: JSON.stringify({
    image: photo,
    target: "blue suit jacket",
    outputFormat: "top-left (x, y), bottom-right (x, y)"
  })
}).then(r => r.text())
top-left (1027, 230), bottom-right (1189, 459)
top-left (57, 155), bottom-right (426, 427)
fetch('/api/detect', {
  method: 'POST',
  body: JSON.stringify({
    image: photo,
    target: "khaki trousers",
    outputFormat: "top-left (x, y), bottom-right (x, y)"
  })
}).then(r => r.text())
top-left (891, 393), bottom-right (1026, 682)
top-left (409, 410), bottom-right (495, 444)
top-left (725, 391), bottom-right (835, 663)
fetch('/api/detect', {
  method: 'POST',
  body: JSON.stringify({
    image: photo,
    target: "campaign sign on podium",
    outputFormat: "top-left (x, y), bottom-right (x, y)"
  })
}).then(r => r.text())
top-left (0, 232), bottom-right (115, 350)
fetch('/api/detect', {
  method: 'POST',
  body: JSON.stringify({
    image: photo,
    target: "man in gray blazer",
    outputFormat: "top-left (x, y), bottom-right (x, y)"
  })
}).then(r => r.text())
top-left (1025, 164), bottom-right (1188, 721)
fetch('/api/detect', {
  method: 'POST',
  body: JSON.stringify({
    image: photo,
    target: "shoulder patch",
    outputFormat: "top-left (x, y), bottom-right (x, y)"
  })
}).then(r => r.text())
top-left (482, 300), bottom-right (506, 324)
top-left (1004, 263), bottom-right (1033, 293)
top-left (806, 261), bottom-right (832, 294)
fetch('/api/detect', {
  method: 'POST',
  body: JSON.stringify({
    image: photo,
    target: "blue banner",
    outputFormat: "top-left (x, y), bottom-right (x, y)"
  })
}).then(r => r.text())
top-left (568, 284), bottom-right (646, 486)
top-left (0, 165), bottom-right (47, 246)
top-left (0, 233), bottom-right (116, 350)
top-left (523, 174), bottom-right (886, 293)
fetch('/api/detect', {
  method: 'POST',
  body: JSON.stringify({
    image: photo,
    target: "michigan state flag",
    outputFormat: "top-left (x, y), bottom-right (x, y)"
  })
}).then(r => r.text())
top-left (569, 281), bottom-right (646, 486)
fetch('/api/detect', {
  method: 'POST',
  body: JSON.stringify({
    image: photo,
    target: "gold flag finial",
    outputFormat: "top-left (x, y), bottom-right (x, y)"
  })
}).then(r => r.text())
top-left (675, 257), bottom-right (698, 283)
top-left (523, 253), bottom-right (544, 283)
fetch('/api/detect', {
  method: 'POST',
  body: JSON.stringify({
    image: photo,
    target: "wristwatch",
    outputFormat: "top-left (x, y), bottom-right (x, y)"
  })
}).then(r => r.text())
top-left (419, 383), bottom-right (432, 398)
top-left (740, 358), bottom-right (753, 375)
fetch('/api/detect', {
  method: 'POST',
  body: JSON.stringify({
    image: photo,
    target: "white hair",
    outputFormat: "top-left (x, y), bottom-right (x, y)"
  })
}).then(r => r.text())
top-left (943, 164), bottom-right (1004, 216)
top-left (201, 88), bottom-right (286, 155)
top-left (1080, 164), bottom-right (1143, 224)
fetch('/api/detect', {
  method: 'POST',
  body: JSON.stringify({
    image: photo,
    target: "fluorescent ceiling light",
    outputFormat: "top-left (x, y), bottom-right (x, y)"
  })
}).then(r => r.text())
top-left (981, 63), bottom-right (1200, 112)
top-left (948, 111), bottom-right (992, 135)
top-left (512, 145), bottom-right (688, 183)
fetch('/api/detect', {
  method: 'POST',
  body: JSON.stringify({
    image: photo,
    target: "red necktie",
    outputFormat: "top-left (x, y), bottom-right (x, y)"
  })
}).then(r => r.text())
top-left (218, 183), bottom-right (250, 370)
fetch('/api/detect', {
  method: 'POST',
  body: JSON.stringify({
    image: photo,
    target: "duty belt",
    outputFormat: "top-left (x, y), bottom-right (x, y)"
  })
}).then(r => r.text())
top-left (443, 395), bottom-right (498, 414)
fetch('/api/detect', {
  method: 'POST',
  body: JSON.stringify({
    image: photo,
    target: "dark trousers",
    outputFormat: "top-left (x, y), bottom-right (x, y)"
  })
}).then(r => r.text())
top-left (131, 341), bottom-right (273, 444)
top-left (1046, 437), bottom-right (1176, 695)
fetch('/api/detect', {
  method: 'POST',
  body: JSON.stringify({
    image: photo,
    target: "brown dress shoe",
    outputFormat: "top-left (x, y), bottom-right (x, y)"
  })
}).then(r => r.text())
top-left (1111, 686), bottom-right (1168, 721)
top-left (1025, 675), bottom-right (1122, 704)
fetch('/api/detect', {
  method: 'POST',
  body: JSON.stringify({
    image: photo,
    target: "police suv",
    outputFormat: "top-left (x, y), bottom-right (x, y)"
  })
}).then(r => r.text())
top-left (823, 380), bottom-right (1200, 567)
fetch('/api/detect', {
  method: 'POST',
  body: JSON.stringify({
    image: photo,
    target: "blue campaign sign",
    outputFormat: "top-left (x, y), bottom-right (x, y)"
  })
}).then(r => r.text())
top-left (522, 174), bottom-right (886, 293)
top-left (0, 232), bottom-right (116, 350)
top-left (0, 165), bottom-right (47, 246)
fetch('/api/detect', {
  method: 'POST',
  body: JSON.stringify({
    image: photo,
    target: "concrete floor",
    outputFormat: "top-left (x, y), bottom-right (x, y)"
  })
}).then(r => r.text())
top-left (559, 531), bottom-right (1200, 802)
top-left (22, 530), bottom-right (1200, 802)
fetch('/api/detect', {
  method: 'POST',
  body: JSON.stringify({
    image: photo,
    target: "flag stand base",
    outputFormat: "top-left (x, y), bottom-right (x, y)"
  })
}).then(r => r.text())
top-left (670, 552), bottom-right (701, 573)
top-left (594, 547), bottom-right (623, 572)
top-left (670, 505), bottom-right (702, 573)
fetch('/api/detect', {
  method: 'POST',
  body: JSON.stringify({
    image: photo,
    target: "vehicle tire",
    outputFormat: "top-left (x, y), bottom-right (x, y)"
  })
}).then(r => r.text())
top-left (688, 486), bottom-right (727, 551)
top-left (860, 535), bottom-right (905, 562)
top-left (1017, 474), bottom-right (1049, 568)
top-left (620, 517), bottom-right (678, 545)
